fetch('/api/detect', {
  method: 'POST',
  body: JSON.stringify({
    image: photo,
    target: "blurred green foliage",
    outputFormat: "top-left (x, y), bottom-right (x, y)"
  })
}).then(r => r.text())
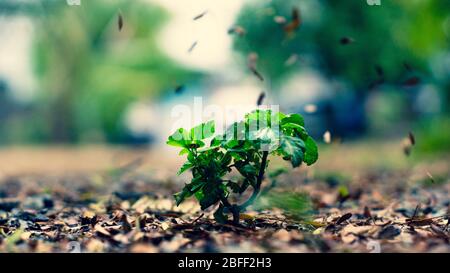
top-left (14, 0), bottom-right (199, 143)
top-left (414, 116), bottom-right (450, 156)
top-left (233, 0), bottom-right (450, 154)
top-left (254, 191), bottom-right (313, 221)
top-left (233, 0), bottom-right (449, 90)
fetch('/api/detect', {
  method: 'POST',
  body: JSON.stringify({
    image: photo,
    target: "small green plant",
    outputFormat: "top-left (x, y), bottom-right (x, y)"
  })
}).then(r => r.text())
top-left (167, 109), bottom-right (318, 224)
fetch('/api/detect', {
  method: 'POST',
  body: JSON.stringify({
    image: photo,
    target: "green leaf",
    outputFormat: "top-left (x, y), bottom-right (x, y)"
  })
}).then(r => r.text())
top-left (226, 181), bottom-right (241, 193)
top-left (167, 128), bottom-right (190, 148)
top-left (282, 122), bottom-right (307, 139)
top-left (279, 135), bottom-right (305, 168)
top-left (174, 187), bottom-right (193, 206)
top-left (281, 114), bottom-right (304, 127)
top-left (229, 151), bottom-right (245, 161)
top-left (179, 148), bottom-right (189, 155)
top-left (191, 120), bottom-right (215, 140)
top-left (304, 136), bottom-right (318, 166)
top-left (235, 162), bottom-right (258, 180)
top-left (177, 162), bottom-right (193, 175)
top-left (198, 182), bottom-right (223, 210)
top-left (174, 179), bottom-right (205, 206)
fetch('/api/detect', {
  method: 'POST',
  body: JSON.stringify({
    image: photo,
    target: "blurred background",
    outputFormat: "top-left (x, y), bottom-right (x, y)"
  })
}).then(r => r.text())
top-left (0, 0), bottom-right (449, 175)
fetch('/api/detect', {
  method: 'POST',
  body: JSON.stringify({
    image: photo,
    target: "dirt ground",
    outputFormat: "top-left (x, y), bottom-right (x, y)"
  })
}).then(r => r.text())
top-left (0, 142), bottom-right (449, 253)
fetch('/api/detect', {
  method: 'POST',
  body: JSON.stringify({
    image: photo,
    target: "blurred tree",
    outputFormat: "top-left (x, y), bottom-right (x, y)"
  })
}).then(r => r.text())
top-left (3, 0), bottom-right (200, 143)
top-left (232, 0), bottom-right (449, 91)
top-left (232, 0), bottom-right (449, 138)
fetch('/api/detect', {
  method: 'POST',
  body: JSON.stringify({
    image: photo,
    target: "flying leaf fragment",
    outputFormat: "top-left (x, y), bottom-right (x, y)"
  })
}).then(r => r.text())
top-left (118, 12), bottom-right (124, 31)
top-left (188, 41), bottom-right (198, 53)
top-left (228, 25), bottom-right (246, 36)
top-left (340, 37), bottom-right (355, 45)
top-left (274, 16), bottom-right (287, 24)
top-left (402, 76), bottom-right (421, 87)
top-left (285, 54), bottom-right (299, 66)
top-left (247, 52), bottom-right (264, 82)
top-left (251, 69), bottom-right (264, 82)
top-left (284, 7), bottom-right (301, 34)
top-left (257, 92), bottom-right (266, 106)
top-left (193, 10), bottom-right (208, 21)
top-left (304, 104), bottom-right (317, 114)
top-left (426, 171), bottom-right (435, 184)
top-left (174, 85), bottom-right (186, 95)
top-left (323, 131), bottom-right (331, 144)
top-left (402, 131), bottom-right (415, 156)
top-left (408, 132), bottom-right (416, 145)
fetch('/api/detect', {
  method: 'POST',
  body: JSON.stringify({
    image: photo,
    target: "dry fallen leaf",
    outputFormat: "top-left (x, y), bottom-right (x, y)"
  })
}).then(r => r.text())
top-left (273, 229), bottom-right (291, 242)
top-left (161, 222), bottom-right (170, 231)
top-left (363, 206), bottom-right (372, 218)
top-left (94, 224), bottom-right (111, 237)
top-left (336, 213), bottom-right (352, 225)
top-left (430, 224), bottom-right (448, 238)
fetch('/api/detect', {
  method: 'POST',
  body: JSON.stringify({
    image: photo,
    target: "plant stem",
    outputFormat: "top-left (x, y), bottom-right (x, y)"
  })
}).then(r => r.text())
top-left (220, 196), bottom-right (240, 224)
top-left (220, 151), bottom-right (269, 225)
top-left (238, 151), bottom-right (269, 210)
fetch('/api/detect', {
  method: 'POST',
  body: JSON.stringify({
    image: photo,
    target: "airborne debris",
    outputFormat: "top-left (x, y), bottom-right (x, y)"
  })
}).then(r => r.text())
top-left (285, 54), bottom-right (299, 66)
top-left (304, 104), bottom-right (317, 114)
top-left (274, 16), bottom-right (287, 24)
top-left (193, 10), bottom-right (208, 21)
top-left (247, 52), bottom-right (264, 82)
top-left (323, 131), bottom-right (331, 144)
top-left (228, 25), bottom-right (246, 36)
top-left (426, 172), bottom-right (435, 184)
top-left (340, 37), bottom-right (355, 45)
top-left (284, 7), bottom-right (301, 34)
top-left (174, 85), bottom-right (186, 95)
top-left (118, 11), bottom-right (124, 31)
top-left (188, 41), bottom-right (198, 53)
top-left (402, 76), bottom-right (421, 87)
top-left (257, 92), bottom-right (266, 106)
top-left (402, 131), bottom-right (416, 156)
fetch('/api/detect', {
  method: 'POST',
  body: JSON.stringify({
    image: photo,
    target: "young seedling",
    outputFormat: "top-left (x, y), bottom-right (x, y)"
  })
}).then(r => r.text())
top-left (167, 109), bottom-right (318, 224)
